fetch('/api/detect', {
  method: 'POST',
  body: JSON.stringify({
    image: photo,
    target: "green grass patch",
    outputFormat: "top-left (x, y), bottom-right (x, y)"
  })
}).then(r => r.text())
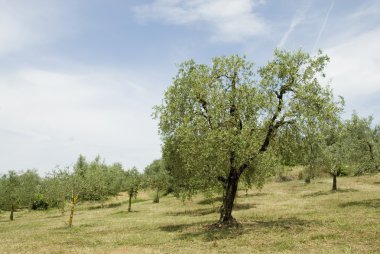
top-left (0, 174), bottom-right (379, 253)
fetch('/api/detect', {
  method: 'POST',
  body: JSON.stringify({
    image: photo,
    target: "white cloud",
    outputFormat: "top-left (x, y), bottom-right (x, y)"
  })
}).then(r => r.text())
top-left (133, 0), bottom-right (267, 43)
top-left (277, 5), bottom-right (309, 48)
top-left (326, 27), bottom-right (380, 120)
top-left (0, 1), bottom-right (78, 55)
top-left (312, 0), bottom-right (335, 52)
top-left (0, 67), bottom-right (163, 174)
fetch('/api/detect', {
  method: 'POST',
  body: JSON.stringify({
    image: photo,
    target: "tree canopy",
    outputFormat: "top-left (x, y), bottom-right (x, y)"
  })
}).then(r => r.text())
top-left (155, 49), bottom-right (344, 225)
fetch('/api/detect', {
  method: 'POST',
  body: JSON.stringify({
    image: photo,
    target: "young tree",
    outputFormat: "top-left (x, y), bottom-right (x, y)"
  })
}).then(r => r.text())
top-left (123, 167), bottom-right (141, 212)
top-left (18, 169), bottom-right (41, 211)
top-left (74, 154), bottom-right (88, 177)
top-left (80, 157), bottom-right (126, 206)
top-left (144, 159), bottom-right (170, 203)
top-left (107, 163), bottom-right (125, 197)
top-left (0, 171), bottom-right (20, 220)
top-left (320, 122), bottom-right (347, 191)
top-left (67, 172), bottom-right (85, 227)
top-left (42, 168), bottom-right (71, 215)
top-left (344, 113), bottom-right (380, 175)
top-left (155, 49), bottom-right (343, 225)
top-left (82, 157), bottom-right (109, 206)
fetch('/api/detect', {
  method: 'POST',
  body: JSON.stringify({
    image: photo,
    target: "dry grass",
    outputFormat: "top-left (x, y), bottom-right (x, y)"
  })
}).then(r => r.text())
top-left (0, 174), bottom-right (379, 253)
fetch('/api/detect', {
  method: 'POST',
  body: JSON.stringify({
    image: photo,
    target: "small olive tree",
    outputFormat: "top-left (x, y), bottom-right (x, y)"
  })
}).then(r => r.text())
top-left (0, 170), bottom-right (41, 220)
top-left (123, 167), bottom-right (142, 212)
top-left (144, 159), bottom-right (170, 203)
top-left (0, 171), bottom-right (20, 220)
top-left (344, 113), bottom-right (380, 175)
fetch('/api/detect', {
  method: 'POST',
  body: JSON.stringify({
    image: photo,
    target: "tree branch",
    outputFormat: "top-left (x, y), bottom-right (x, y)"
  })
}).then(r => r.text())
top-left (196, 96), bottom-right (213, 130)
top-left (239, 83), bottom-right (295, 176)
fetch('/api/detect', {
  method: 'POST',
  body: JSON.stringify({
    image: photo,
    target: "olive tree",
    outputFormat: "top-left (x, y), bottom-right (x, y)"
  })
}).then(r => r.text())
top-left (0, 170), bottom-right (41, 220)
top-left (42, 168), bottom-right (71, 215)
top-left (344, 113), bottom-right (380, 175)
top-left (155, 49), bottom-right (343, 225)
top-left (0, 171), bottom-right (20, 220)
top-left (123, 167), bottom-right (141, 212)
top-left (319, 122), bottom-right (347, 191)
top-left (144, 159), bottom-right (170, 203)
top-left (18, 169), bottom-right (41, 211)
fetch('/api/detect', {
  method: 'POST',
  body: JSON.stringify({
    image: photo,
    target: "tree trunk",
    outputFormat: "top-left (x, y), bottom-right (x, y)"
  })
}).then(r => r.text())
top-left (10, 204), bottom-right (14, 221)
top-left (60, 202), bottom-right (65, 216)
top-left (128, 193), bottom-right (132, 212)
top-left (219, 171), bottom-right (239, 225)
top-left (332, 173), bottom-right (337, 191)
top-left (154, 188), bottom-right (159, 203)
top-left (68, 192), bottom-right (79, 227)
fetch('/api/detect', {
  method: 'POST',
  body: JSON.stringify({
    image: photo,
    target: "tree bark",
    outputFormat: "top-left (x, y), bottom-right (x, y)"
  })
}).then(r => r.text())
top-left (68, 192), bottom-right (78, 227)
top-left (332, 173), bottom-right (337, 191)
top-left (128, 192), bottom-right (133, 212)
top-left (154, 188), bottom-right (160, 203)
top-left (219, 171), bottom-right (239, 225)
top-left (10, 204), bottom-right (14, 221)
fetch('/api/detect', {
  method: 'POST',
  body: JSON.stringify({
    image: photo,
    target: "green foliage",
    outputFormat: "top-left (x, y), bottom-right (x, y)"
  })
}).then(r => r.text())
top-left (74, 154), bottom-right (88, 177)
top-left (144, 160), bottom-right (170, 189)
top-left (18, 169), bottom-right (42, 210)
top-left (73, 155), bottom-right (126, 203)
top-left (42, 168), bottom-right (71, 213)
top-left (123, 167), bottom-right (142, 211)
top-left (0, 170), bottom-right (41, 210)
top-left (123, 167), bottom-right (142, 198)
top-left (0, 171), bottom-right (21, 212)
top-left (155, 49), bottom-right (343, 199)
top-left (41, 155), bottom-right (126, 213)
top-left (0, 170), bottom-right (42, 220)
top-left (343, 112), bottom-right (380, 175)
top-left (144, 159), bottom-right (171, 202)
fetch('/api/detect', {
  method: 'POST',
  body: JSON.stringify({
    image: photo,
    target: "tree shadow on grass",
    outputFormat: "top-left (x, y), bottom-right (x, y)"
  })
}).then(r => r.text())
top-left (240, 192), bottom-right (270, 198)
top-left (197, 193), bottom-right (268, 205)
top-left (166, 207), bottom-right (218, 217)
top-left (45, 214), bottom-right (64, 219)
top-left (167, 203), bottom-right (254, 217)
top-left (339, 199), bottom-right (380, 208)
top-left (88, 202), bottom-right (122, 210)
top-left (161, 217), bottom-right (319, 242)
top-left (303, 188), bottom-right (358, 197)
top-left (111, 210), bottom-right (140, 217)
top-left (197, 197), bottom-right (223, 205)
top-left (234, 203), bottom-right (256, 210)
top-left (160, 221), bottom-right (207, 232)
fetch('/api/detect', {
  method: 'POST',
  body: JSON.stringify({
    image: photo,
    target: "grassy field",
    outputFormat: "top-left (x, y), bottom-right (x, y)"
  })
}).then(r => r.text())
top-left (1, 174), bottom-right (379, 254)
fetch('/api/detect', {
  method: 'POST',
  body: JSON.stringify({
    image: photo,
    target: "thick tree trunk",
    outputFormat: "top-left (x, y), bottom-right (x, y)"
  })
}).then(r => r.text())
top-left (332, 174), bottom-right (337, 191)
top-left (128, 193), bottom-right (132, 212)
top-left (10, 204), bottom-right (14, 221)
top-left (154, 188), bottom-right (159, 203)
top-left (219, 172), bottom-right (239, 225)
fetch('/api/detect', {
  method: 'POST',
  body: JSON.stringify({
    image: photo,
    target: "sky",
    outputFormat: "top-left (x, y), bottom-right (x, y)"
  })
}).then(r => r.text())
top-left (0, 0), bottom-right (379, 175)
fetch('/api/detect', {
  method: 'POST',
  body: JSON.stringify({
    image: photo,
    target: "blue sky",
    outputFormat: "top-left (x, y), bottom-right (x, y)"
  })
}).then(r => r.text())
top-left (0, 0), bottom-right (379, 174)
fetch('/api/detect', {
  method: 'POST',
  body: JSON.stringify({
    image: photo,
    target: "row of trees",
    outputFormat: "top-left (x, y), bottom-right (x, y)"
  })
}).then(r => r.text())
top-left (276, 112), bottom-right (380, 188)
top-left (0, 156), bottom-right (170, 226)
top-left (1, 49), bottom-right (379, 228)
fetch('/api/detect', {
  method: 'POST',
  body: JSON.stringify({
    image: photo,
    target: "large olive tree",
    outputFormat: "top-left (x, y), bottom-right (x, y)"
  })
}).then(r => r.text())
top-left (155, 49), bottom-right (343, 225)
